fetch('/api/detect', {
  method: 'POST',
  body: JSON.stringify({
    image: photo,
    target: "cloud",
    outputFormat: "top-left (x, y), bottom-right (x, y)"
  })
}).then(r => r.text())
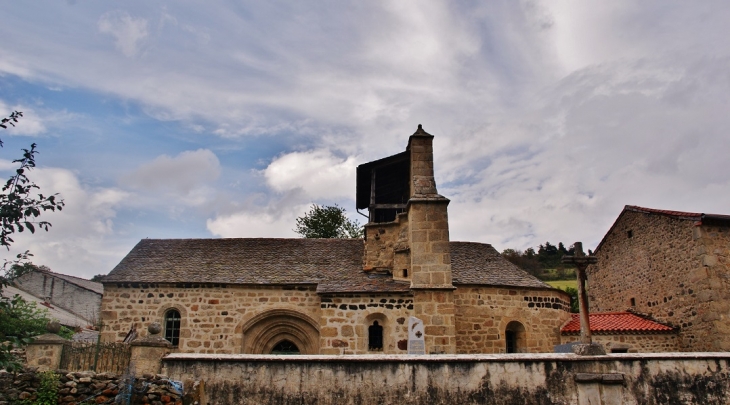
top-left (2, 166), bottom-right (130, 279)
top-left (120, 149), bottom-right (221, 207)
top-left (98, 11), bottom-right (149, 57)
top-left (0, 102), bottom-right (46, 136)
top-left (263, 149), bottom-right (357, 199)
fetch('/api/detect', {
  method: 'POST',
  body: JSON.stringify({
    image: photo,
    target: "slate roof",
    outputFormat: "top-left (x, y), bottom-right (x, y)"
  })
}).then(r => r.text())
top-left (561, 312), bottom-right (675, 335)
top-left (450, 242), bottom-right (552, 289)
top-left (104, 238), bottom-right (554, 293)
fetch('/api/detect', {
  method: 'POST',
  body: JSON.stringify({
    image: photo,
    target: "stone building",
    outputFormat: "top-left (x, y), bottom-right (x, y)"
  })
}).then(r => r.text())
top-left (101, 125), bottom-right (571, 355)
top-left (587, 205), bottom-right (730, 351)
top-left (14, 268), bottom-right (103, 326)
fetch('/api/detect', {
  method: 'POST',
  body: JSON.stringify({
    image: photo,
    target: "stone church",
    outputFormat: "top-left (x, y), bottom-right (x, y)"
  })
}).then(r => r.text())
top-left (101, 125), bottom-right (573, 355)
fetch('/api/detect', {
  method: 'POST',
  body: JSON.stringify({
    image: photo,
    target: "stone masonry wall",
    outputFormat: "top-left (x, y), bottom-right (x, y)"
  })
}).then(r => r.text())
top-left (15, 271), bottom-right (101, 325)
top-left (319, 294), bottom-right (413, 354)
top-left (561, 333), bottom-right (679, 353)
top-left (587, 211), bottom-right (730, 351)
top-left (101, 284), bottom-right (321, 354)
top-left (454, 286), bottom-right (572, 353)
top-left (163, 353), bottom-right (730, 405)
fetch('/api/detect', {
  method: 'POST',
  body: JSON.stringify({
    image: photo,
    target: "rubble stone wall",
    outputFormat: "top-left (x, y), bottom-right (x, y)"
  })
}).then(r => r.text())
top-left (0, 370), bottom-right (183, 405)
top-left (100, 284), bottom-right (321, 354)
top-left (319, 294), bottom-right (413, 354)
top-left (561, 333), bottom-right (680, 353)
top-left (454, 286), bottom-right (572, 353)
top-left (588, 211), bottom-right (730, 351)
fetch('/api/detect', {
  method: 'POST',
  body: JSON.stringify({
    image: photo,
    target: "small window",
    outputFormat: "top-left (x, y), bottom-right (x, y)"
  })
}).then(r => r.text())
top-left (368, 321), bottom-right (383, 351)
top-left (630, 298), bottom-right (636, 306)
top-left (627, 230), bottom-right (633, 238)
top-left (611, 348), bottom-right (629, 353)
top-left (403, 269), bottom-right (408, 277)
top-left (164, 309), bottom-right (181, 346)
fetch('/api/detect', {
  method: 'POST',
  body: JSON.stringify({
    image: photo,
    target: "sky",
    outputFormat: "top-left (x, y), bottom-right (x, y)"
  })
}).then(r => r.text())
top-left (1, 1), bottom-right (729, 279)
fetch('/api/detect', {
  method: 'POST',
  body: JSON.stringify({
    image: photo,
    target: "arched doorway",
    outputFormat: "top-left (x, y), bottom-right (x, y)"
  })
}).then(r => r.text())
top-left (505, 321), bottom-right (526, 353)
top-left (241, 309), bottom-right (320, 354)
top-left (271, 339), bottom-right (300, 355)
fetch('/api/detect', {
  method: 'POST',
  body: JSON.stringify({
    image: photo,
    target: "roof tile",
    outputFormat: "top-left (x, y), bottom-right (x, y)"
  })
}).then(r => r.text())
top-left (561, 312), bottom-right (675, 334)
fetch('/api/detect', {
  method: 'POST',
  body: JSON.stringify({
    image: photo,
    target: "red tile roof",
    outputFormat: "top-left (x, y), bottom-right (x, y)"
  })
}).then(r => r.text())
top-left (561, 312), bottom-right (675, 335)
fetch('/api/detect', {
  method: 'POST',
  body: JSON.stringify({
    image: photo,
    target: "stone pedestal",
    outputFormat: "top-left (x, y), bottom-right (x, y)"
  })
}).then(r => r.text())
top-left (130, 323), bottom-right (172, 376)
top-left (572, 343), bottom-right (607, 356)
top-left (26, 333), bottom-right (66, 371)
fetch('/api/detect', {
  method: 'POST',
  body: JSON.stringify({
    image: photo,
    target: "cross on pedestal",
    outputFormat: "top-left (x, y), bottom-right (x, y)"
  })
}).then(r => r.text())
top-left (562, 242), bottom-right (605, 355)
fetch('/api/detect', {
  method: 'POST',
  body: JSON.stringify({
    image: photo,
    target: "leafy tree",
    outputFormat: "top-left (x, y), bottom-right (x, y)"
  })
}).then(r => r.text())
top-left (0, 111), bottom-right (66, 370)
top-left (294, 204), bottom-right (363, 238)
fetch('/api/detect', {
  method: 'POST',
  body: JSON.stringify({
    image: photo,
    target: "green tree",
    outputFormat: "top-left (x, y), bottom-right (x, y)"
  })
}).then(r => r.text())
top-left (0, 111), bottom-right (66, 371)
top-left (294, 204), bottom-right (363, 238)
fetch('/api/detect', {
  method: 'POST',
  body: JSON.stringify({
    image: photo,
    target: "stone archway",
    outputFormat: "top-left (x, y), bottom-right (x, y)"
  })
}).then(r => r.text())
top-left (241, 309), bottom-right (320, 354)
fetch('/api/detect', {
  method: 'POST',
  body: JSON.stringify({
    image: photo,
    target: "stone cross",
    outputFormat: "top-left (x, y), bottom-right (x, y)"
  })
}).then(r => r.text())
top-left (561, 242), bottom-right (597, 345)
top-left (408, 316), bottom-right (426, 355)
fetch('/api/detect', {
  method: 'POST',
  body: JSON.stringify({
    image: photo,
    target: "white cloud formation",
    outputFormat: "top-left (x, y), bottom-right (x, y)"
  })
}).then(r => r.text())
top-left (98, 11), bottom-right (148, 57)
top-left (2, 166), bottom-right (130, 279)
top-left (263, 149), bottom-right (357, 199)
top-left (120, 149), bottom-right (221, 207)
top-left (0, 102), bottom-right (46, 136)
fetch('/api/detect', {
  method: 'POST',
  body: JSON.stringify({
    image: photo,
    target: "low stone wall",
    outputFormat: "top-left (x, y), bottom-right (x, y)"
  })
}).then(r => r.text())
top-left (561, 332), bottom-right (680, 353)
top-left (0, 369), bottom-right (184, 404)
top-left (163, 352), bottom-right (730, 405)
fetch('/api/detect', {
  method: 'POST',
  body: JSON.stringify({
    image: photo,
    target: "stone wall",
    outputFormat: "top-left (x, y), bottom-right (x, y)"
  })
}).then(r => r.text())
top-left (454, 286), bottom-right (572, 353)
top-left (588, 210), bottom-right (730, 351)
top-left (561, 333), bottom-right (680, 353)
top-left (319, 294), bottom-right (413, 354)
top-left (15, 271), bottom-right (101, 324)
top-left (0, 370), bottom-right (183, 404)
top-left (162, 352), bottom-right (730, 405)
top-left (101, 284), bottom-right (321, 354)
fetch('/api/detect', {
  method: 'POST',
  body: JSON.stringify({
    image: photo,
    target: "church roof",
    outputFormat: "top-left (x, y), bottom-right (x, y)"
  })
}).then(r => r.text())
top-left (560, 312), bottom-right (675, 335)
top-left (103, 238), bottom-right (553, 292)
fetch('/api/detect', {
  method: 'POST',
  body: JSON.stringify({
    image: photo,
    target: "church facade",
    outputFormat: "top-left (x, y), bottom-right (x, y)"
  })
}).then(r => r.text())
top-left (101, 126), bottom-right (572, 355)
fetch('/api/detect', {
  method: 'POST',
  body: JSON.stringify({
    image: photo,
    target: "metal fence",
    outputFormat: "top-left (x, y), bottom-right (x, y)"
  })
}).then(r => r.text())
top-left (60, 342), bottom-right (131, 374)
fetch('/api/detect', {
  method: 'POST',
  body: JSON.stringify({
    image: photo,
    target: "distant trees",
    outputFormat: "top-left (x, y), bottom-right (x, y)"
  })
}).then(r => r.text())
top-left (294, 204), bottom-right (364, 239)
top-left (501, 242), bottom-right (577, 280)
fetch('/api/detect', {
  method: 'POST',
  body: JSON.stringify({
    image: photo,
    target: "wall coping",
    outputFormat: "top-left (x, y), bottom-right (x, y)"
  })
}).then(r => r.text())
top-left (164, 352), bottom-right (730, 363)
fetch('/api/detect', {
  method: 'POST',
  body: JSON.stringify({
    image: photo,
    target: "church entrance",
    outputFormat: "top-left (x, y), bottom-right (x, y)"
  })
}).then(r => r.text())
top-left (271, 339), bottom-right (300, 355)
top-left (241, 309), bottom-right (320, 354)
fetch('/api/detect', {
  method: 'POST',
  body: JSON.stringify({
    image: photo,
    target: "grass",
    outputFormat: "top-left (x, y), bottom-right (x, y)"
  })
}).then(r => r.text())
top-left (546, 279), bottom-right (577, 290)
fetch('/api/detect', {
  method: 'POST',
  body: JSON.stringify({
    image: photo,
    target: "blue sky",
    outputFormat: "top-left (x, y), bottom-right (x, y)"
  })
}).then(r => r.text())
top-left (2, 1), bottom-right (729, 278)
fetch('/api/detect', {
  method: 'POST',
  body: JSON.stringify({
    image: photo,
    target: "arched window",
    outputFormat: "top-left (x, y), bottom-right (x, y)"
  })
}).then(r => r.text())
top-left (164, 309), bottom-right (181, 346)
top-left (271, 340), bottom-right (300, 355)
top-left (505, 321), bottom-right (526, 353)
top-left (368, 321), bottom-right (383, 351)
